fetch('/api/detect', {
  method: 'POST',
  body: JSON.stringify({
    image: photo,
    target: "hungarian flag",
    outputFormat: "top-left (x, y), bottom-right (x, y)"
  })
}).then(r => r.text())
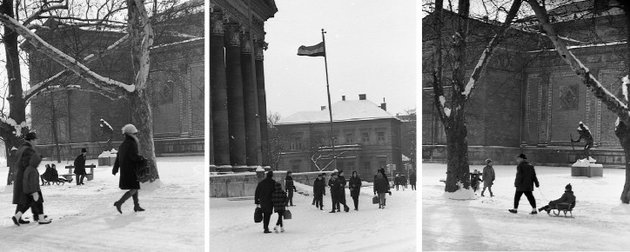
top-left (297, 42), bottom-right (325, 57)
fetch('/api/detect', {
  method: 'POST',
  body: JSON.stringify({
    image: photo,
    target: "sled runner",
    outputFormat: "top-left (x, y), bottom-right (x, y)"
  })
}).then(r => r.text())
top-left (550, 202), bottom-right (575, 218)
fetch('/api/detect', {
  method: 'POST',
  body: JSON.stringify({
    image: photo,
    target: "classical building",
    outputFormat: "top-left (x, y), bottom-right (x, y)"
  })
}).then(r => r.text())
top-left (209, 0), bottom-right (277, 172)
top-left (276, 94), bottom-right (403, 180)
top-left (28, 0), bottom-right (204, 159)
top-left (422, 2), bottom-right (630, 165)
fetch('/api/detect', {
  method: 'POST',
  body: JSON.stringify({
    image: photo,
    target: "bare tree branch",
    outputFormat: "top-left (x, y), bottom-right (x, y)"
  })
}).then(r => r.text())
top-left (22, 2), bottom-right (68, 26)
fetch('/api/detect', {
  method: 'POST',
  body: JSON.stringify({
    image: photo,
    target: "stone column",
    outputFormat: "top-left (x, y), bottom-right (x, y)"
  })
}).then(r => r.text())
top-left (241, 32), bottom-right (262, 170)
top-left (224, 23), bottom-right (248, 171)
top-left (255, 40), bottom-right (270, 169)
top-left (210, 12), bottom-right (231, 172)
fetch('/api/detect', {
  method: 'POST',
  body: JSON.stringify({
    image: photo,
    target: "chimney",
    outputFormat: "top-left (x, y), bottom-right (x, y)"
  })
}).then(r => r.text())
top-left (342, 95), bottom-right (346, 101)
top-left (380, 97), bottom-right (387, 111)
top-left (320, 106), bottom-right (326, 111)
top-left (359, 94), bottom-right (366, 100)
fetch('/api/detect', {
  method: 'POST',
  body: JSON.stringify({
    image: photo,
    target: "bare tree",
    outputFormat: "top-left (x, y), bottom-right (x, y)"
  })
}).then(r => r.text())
top-left (266, 112), bottom-right (283, 170)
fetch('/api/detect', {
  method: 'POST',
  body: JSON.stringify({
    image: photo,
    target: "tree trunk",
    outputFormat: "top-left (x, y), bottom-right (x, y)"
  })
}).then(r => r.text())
top-left (50, 93), bottom-right (61, 162)
top-left (445, 117), bottom-right (470, 192)
top-left (616, 122), bottom-right (630, 203)
top-left (129, 90), bottom-right (159, 181)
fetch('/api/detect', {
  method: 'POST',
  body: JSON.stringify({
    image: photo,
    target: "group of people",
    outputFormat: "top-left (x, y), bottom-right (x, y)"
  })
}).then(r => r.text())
top-left (254, 170), bottom-right (288, 233)
top-left (9, 123), bottom-right (149, 226)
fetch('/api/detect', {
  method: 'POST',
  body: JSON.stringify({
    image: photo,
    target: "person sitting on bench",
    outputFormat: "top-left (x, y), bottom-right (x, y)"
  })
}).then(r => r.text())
top-left (538, 183), bottom-right (576, 214)
top-left (42, 164), bottom-right (71, 184)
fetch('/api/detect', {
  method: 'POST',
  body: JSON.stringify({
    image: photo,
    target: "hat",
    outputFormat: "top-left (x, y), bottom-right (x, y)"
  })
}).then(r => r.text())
top-left (81, 148), bottom-right (87, 153)
top-left (565, 183), bottom-right (572, 191)
top-left (24, 131), bottom-right (37, 141)
top-left (122, 124), bottom-right (138, 135)
top-left (485, 158), bottom-right (492, 163)
top-left (517, 153), bottom-right (527, 159)
top-left (10, 146), bottom-right (17, 151)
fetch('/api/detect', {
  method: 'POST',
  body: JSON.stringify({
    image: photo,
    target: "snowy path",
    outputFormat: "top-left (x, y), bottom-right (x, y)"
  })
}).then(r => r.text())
top-left (423, 163), bottom-right (630, 251)
top-left (210, 181), bottom-right (416, 251)
top-left (0, 156), bottom-right (204, 251)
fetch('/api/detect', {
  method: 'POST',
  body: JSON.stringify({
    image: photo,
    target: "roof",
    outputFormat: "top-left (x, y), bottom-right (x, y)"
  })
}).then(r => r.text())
top-left (277, 99), bottom-right (397, 125)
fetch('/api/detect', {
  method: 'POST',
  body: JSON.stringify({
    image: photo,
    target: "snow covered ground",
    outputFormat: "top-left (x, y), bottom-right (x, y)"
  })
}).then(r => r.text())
top-left (210, 180), bottom-right (417, 251)
top-left (0, 156), bottom-right (204, 251)
top-left (423, 163), bottom-right (630, 251)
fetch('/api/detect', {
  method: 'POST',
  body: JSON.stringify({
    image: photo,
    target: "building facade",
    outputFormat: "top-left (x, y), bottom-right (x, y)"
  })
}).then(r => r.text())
top-left (276, 95), bottom-right (403, 180)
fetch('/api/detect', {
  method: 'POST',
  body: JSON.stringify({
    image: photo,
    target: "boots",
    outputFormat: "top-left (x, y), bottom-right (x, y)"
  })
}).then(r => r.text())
top-left (114, 191), bottom-right (133, 214)
top-left (37, 214), bottom-right (52, 225)
top-left (132, 192), bottom-right (145, 212)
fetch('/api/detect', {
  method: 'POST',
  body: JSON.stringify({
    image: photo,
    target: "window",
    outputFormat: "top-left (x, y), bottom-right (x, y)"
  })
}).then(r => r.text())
top-left (345, 132), bottom-right (354, 144)
top-left (361, 132), bottom-right (370, 143)
top-left (377, 131), bottom-right (386, 143)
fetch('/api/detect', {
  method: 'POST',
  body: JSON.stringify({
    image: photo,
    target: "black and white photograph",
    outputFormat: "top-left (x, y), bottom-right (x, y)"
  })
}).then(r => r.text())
top-left (210, 0), bottom-right (417, 251)
top-left (422, 0), bottom-right (630, 250)
top-left (0, 0), bottom-right (205, 250)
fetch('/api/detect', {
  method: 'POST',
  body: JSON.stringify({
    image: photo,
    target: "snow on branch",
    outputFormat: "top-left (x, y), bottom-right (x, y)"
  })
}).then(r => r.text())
top-left (0, 13), bottom-right (135, 94)
top-left (0, 116), bottom-right (28, 137)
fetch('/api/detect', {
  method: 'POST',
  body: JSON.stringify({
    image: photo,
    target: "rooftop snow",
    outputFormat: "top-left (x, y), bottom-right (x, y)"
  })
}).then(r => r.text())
top-left (277, 99), bottom-right (396, 125)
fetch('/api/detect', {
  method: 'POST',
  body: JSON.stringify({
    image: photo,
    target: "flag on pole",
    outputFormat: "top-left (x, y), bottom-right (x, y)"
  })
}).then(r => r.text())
top-left (297, 42), bottom-right (325, 57)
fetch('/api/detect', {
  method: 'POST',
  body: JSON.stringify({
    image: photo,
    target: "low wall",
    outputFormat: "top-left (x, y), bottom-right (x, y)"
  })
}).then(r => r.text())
top-left (209, 171), bottom-right (334, 198)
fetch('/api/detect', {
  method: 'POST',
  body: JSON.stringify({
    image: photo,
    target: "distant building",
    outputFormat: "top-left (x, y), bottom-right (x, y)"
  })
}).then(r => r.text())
top-left (276, 94), bottom-right (402, 180)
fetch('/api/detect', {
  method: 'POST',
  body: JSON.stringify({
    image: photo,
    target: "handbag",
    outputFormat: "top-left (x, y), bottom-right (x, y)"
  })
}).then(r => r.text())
top-left (372, 196), bottom-right (379, 204)
top-left (254, 207), bottom-right (263, 223)
top-left (283, 209), bottom-right (292, 220)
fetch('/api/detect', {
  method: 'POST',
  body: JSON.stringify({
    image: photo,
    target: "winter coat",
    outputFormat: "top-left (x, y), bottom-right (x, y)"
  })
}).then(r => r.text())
top-left (285, 176), bottom-right (296, 192)
top-left (113, 135), bottom-right (142, 190)
top-left (338, 175), bottom-right (347, 198)
top-left (328, 178), bottom-right (341, 199)
top-left (515, 161), bottom-right (539, 192)
top-left (271, 183), bottom-right (287, 213)
top-left (374, 177), bottom-right (389, 194)
top-left (548, 190), bottom-right (576, 208)
top-left (255, 177), bottom-right (276, 211)
top-left (23, 161), bottom-right (43, 196)
top-left (12, 142), bottom-right (39, 205)
top-left (349, 176), bottom-right (362, 198)
top-left (313, 178), bottom-right (326, 196)
top-left (42, 167), bottom-right (57, 181)
top-left (73, 154), bottom-right (87, 175)
top-left (482, 165), bottom-right (495, 187)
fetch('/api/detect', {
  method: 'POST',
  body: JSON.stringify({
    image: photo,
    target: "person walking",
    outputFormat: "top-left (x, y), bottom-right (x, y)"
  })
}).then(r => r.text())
top-left (328, 172), bottom-right (341, 213)
top-left (374, 172), bottom-right (389, 209)
top-left (20, 152), bottom-right (51, 225)
top-left (394, 174), bottom-right (400, 191)
top-left (313, 173), bottom-right (326, 210)
top-left (271, 182), bottom-right (287, 233)
top-left (337, 170), bottom-right (350, 212)
top-left (255, 170), bottom-right (276, 233)
top-left (470, 169), bottom-right (482, 192)
top-left (74, 148), bottom-right (88, 185)
top-left (509, 153), bottom-right (540, 215)
top-left (284, 171), bottom-right (296, 207)
top-left (348, 171), bottom-right (362, 211)
top-left (409, 171), bottom-right (416, 191)
top-left (481, 159), bottom-right (495, 197)
top-left (12, 132), bottom-right (51, 225)
top-left (112, 124), bottom-right (146, 214)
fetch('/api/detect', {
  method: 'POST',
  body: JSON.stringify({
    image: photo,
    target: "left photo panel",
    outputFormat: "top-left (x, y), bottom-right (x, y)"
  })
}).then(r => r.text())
top-left (0, 0), bottom-right (205, 250)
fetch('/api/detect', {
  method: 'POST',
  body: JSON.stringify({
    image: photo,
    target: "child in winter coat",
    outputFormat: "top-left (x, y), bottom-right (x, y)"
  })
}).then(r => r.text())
top-left (21, 154), bottom-right (51, 224)
top-left (538, 183), bottom-right (576, 214)
top-left (313, 173), bottom-right (326, 210)
top-left (271, 182), bottom-right (288, 233)
top-left (470, 169), bottom-right (482, 192)
top-left (481, 159), bottom-right (495, 197)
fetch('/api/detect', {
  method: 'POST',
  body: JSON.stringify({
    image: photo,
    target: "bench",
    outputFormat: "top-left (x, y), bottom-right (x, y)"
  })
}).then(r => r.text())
top-left (62, 164), bottom-right (97, 181)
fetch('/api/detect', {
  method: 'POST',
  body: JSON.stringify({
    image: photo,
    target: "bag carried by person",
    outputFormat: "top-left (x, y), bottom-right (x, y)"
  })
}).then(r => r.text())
top-left (254, 207), bottom-right (263, 223)
top-left (135, 156), bottom-right (151, 183)
top-left (372, 196), bottom-right (379, 204)
top-left (283, 209), bottom-right (292, 220)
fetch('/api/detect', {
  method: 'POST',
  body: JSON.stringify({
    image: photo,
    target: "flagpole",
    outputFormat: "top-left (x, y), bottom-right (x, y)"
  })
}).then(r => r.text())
top-left (321, 28), bottom-right (336, 170)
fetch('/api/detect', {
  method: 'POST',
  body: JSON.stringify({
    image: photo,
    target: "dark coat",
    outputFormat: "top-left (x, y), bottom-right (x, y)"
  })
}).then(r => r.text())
top-left (549, 190), bottom-right (576, 208)
top-left (409, 172), bottom-right (416, 184)
top-left (23, 162), bottom-right (42, 196)
top-left (285, 176), bottom-right (296, 192)
top-left (42, 167), bottom-right (57, 181)
top-left (328, 177), bottom-right (341, 199)
top-left (313, 177), bottom-right (326, 196)
top-left (349, 176), bottom-right (362, 198)
top-left (113, 135), bottom-right (142, 190)
top-left (12, 142), bottom-right (39, 205)
top-left (515, 161), bottom-right (539, 192)
top-left (73, 154), bottom-right (87, 175)
top-left (374, 177), bottom-right (389, 194)
top-left (271, 183), bottom-right (287, 213)
top-left (338, 175), bottom-right (347, 198)
top-left (482, 165), bottom-right (495, 187)
top-left (255, 177), bottom-right (276, 211)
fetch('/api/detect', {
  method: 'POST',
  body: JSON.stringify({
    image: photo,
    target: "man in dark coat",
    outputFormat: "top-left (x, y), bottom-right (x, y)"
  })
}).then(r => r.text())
top-left (337, 170), bottom-right (350, 212)
top-left (409, 171), bottom-right (416, 191)
top-left (348, 171), bottom-right (362, 211)
top-left (509, 153), bottom-right (540, 215)
top-left (255, 170), bottom-right (276, 233)
top-left (11, 132), bottom-right (40, 225)
top-left (284, 171), bottom-right (296, 206)
top-left (113, 124), bottom-right (145, 214)
top-left (328, 172), bottom-right (341, 213)
top-left (313, 173), bottom-right (326, 210)
top-left (74, 148), bottom-right (87, 185)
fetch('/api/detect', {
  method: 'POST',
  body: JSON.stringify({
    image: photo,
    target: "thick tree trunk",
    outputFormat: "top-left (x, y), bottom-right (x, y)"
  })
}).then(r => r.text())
top-left (445, 117), bottom-right (470, 192)
top-left (616, 122), bottom-right (630, 203)
top-left (129, 90), bottom-right (159, 181)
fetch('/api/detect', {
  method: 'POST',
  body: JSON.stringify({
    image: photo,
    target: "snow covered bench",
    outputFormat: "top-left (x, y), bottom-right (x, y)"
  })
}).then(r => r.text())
top-left (62, 164), bottom-right (97, 181)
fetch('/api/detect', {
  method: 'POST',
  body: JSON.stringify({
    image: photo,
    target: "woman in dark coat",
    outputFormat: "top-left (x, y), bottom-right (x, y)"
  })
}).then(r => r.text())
top-left (112, 124), bottom-right (145, 214)
top-left (73, 148), bottom-right (87, 185)
top-left (12, 132), bottom-right (39, 225)
top-left (374, 172), bottom-right (389, 209)
top-left (538, 184), bottom-right (576, 214)
top-left (271, 182), bottom-right (287, 232)
top-left (348, 171), bottom-right (362, 211)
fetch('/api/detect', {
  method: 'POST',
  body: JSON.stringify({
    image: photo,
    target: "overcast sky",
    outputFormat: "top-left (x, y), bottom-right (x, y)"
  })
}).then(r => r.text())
top-left (264, 0), bottom-right (417, 119)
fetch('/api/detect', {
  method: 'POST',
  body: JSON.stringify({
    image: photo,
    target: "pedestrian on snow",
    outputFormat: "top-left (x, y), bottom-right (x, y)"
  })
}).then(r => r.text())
top-left (470, 169), bottom-right (482, 192)
top-left (481, 159), bottom-right (495, 197)
top-left (538, 183), bottom-right (576, 214)
top-left (255, 170), bottom-right (276, 233)
top-left (12, 132), bottom-right (52, 225)
top-left (374, 172), bottom-right (389, 209)
top-left (395, 174), bottom-right (400, 191)
top-left (349, 171), bottom-right (362, 211)
top-left (271, 182), bottom-right (288, 233)
top-left (313, 173), bottom-right (326, 210)
top-left (285, 171), bottom-right (296, 207)
top-left (328, 172), bottom-right (341, 213)
top-left (337, 170), bottom-right (350, 212)
top-left (6, 146), bottom-right (17, 185)
top-left (74, 148), bottom-right (88, 185)
top-left (112, 124), bottom-right (146, 214)
top-left (401, 174), bottom-right (407, 190)
top-left (509, 153), bottom-right (540, 215)
top-left (409, 171), bottom-right (416, 191)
